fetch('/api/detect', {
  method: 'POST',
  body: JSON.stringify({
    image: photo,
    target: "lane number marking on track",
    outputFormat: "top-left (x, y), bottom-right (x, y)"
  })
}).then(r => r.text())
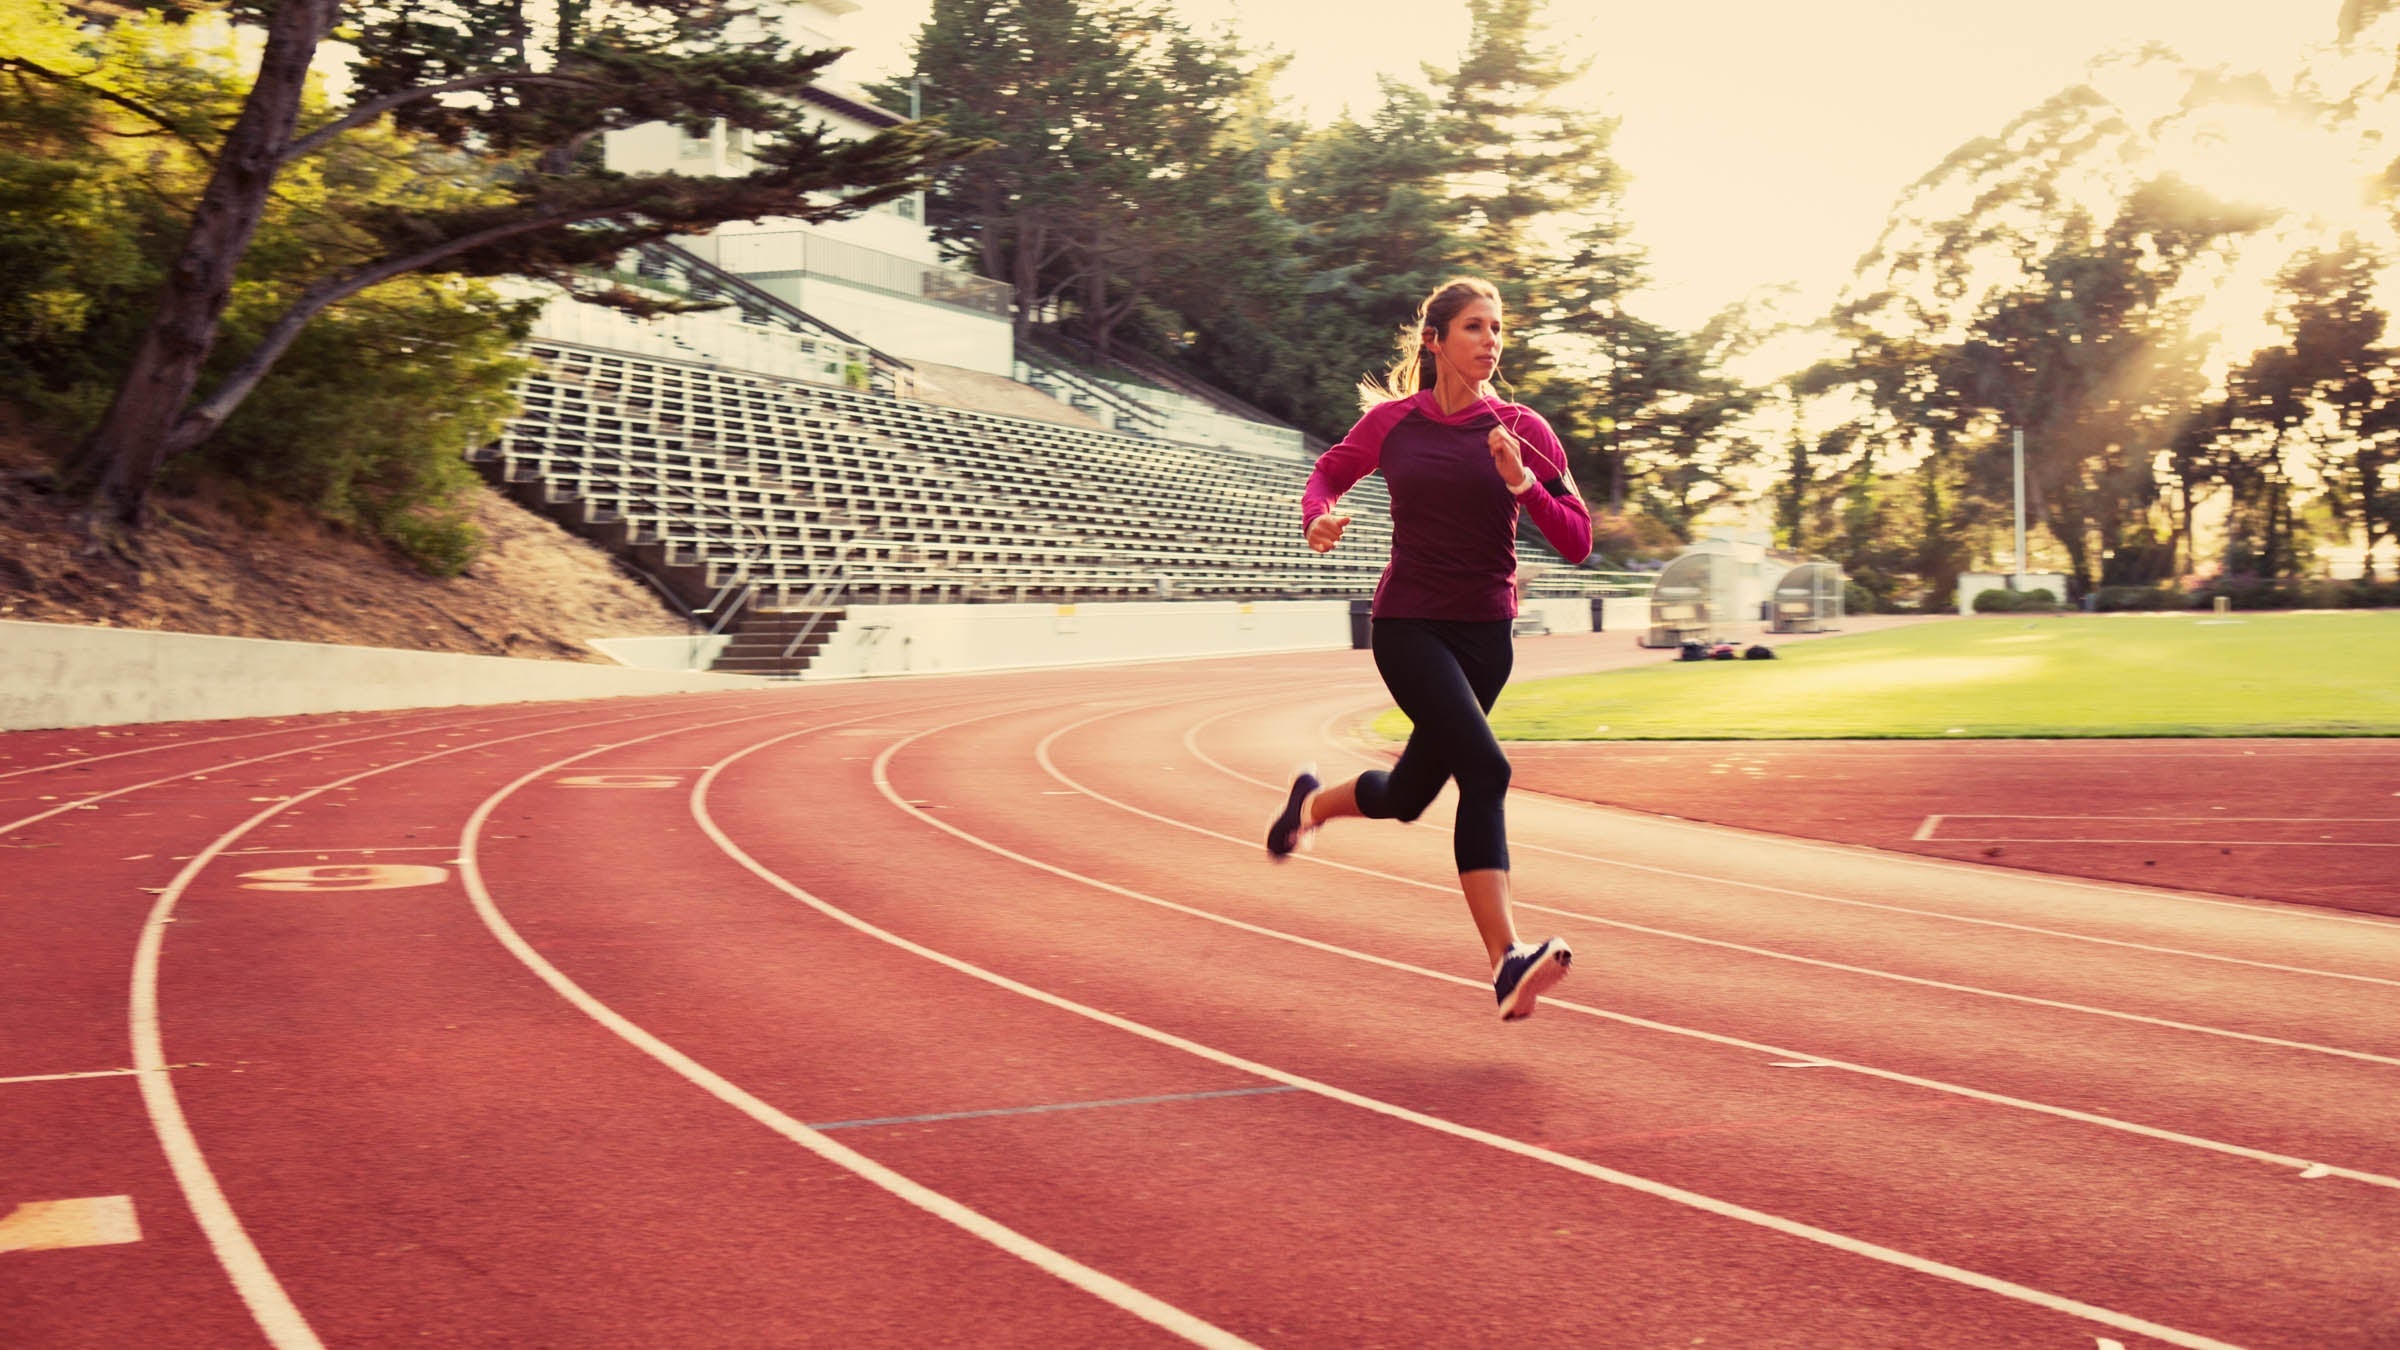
top-left (237, 864), bottom-right (448, 892)
top-left (556, 774), bottom-right (682, 789)
top-left (0, 1197), bottom-right (141, 1253)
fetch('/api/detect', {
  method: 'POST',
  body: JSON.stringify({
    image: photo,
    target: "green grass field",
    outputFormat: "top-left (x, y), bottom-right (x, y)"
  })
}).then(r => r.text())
top-left (1370, 612), bottom-right (2400, 741)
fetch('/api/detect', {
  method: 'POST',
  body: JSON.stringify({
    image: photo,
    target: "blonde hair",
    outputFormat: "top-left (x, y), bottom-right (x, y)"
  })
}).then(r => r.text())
top-left (1357, 277), bottom-right (1504, 410)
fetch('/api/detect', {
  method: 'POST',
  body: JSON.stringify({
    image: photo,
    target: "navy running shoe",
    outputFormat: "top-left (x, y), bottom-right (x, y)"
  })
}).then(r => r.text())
top-left (1265, 766), bottom-right (1321, 860)
top-left (1494, 937), bottom-right (1573, 1021)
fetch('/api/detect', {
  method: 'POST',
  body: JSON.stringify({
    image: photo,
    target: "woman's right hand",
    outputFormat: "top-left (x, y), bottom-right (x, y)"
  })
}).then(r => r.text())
top-left (1306, 513), bottom-right (1352, 554)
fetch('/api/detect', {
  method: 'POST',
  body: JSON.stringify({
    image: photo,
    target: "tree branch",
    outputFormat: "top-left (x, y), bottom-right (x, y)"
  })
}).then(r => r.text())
top-left (1, 56), bottom-right (218, 160)
top-left (162, 201), bottom-right (634, 456)
top-left (282, 69), bottom-right (607, 163)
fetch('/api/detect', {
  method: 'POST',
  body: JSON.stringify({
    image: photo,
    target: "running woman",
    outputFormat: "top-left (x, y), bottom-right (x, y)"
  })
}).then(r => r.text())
top-left (1266, 277), bottom-right (1595, 1021)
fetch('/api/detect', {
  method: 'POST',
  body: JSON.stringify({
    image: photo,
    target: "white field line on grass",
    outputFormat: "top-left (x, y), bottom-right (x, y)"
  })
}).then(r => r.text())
top-left (1280, 707), bottom-right (2400, 981)
top-left (453, 705), bottom-right (1254, 1350)
top-left (127, 702), bottom-right (761, 1350)
top-left (1015, 702), bottom-right (2400, 1187)
top-left (1321, 700), bottom-right (2400, 934)
top-left (838, 710), bottom-right (2250, 1350)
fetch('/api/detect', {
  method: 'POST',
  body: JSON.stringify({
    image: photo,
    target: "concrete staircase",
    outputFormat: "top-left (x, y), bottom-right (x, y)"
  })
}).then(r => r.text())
top-left (705, 608), bottom-right (846, 677)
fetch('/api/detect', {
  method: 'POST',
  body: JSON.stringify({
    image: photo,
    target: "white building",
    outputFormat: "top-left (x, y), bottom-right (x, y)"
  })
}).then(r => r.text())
top-left (599, 0), bottom-right (1014, 376)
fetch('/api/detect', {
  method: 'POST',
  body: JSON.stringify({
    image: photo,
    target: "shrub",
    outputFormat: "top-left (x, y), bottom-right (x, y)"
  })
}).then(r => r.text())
top-left (2337, 579), bottom-right (2400, 608)
top-left (1843, 579), bottom-right (1879, 614)
top-left (1971, 587), bottom-right (2019, 613)
top-left (2092, 584), bottom-right (2187, 612)
top-left (381, 504), bottom-right (483, 579)
top-left (2014, 587), bottom-right (2059, 611)
top-left (2194, 576), bottom-right (2293, 610)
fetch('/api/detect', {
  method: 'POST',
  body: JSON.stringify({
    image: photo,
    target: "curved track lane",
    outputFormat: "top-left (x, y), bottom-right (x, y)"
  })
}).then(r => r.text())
top-left (5, 649), bottom-right (2396, 1347)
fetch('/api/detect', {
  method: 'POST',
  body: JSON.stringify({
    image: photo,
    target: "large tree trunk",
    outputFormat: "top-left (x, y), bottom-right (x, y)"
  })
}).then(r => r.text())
top-left (2175, 472), bottom-right (2195, 577)
top-left (1010, 217), bottom-right (1047, 344)
top-left (74, 0), bottom-right (336, 527)
top-left (2359, 447), bottom-right (2381, 582)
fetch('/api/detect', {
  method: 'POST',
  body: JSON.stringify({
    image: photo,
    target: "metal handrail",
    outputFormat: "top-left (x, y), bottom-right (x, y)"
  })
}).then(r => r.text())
top-left (779, 537), bottom-right (873, 662)
top-left (1016, 339), bottom-right (1164, 434)
top-left (645, 241), bottom-right (917, 398)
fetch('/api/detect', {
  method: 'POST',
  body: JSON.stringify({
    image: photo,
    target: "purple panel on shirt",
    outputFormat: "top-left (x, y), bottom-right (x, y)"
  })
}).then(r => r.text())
top-left (1375, 406), bottom-right (1524, 622)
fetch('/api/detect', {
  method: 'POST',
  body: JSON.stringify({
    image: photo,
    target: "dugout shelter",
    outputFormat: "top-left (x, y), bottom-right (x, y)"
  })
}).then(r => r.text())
top-left (1769, 562), bottom-right (1845, 633)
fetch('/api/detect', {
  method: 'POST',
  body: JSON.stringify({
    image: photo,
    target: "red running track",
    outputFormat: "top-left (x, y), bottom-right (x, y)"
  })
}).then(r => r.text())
top-left (4, 641), bottom-right (2398, 1347)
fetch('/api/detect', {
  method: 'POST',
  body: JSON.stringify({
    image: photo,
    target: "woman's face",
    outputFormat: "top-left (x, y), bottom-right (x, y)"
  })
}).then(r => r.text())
top-left (1427, 297), bottom-right (1504, 384)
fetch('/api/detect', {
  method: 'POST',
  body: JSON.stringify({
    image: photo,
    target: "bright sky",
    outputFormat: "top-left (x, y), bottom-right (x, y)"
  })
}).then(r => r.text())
top-left (836, 1), bottom-right (2338, 331)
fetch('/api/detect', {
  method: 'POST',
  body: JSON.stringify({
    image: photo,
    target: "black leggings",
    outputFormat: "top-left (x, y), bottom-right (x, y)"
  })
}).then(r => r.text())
top-left (1357, 618), bottom-right (1515, 873)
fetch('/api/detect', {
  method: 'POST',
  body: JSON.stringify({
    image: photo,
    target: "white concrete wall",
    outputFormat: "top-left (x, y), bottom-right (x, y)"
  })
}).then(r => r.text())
top-left (587, 635), bottom-right (731, 671)
top-left (806, 601), bottom-right (1350, 679)
top-left (0, 621), bottom-right (775, 731)
top-left (1521, 598), bottom-right (1596, 635)
top-left (1593, 597), bottom-right (1651, 633)
top-left (531, 301), bottom-right (864, 388)
top-left (747, 274), bottom-right (1014, 375)
top-left (1094, 377), bottom-right (1305, 458)
top-left (1957, 572), bottom-right (2071, 614)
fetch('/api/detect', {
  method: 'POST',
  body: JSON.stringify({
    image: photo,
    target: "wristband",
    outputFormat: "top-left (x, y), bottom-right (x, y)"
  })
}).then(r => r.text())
top-left (1506, 467), bottom-right (1537, 494)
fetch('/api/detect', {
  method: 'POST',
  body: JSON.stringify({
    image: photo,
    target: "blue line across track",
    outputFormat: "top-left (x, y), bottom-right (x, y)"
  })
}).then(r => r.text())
top-left (808, 1085), bottom-right (1304, 1132)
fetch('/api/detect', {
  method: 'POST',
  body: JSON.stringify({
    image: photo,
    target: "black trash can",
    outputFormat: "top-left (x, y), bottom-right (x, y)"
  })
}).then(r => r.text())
top-left (1349, 599), bottom-right (1374, 650)
top-left (1590, 597), bottom-right (1608, 632)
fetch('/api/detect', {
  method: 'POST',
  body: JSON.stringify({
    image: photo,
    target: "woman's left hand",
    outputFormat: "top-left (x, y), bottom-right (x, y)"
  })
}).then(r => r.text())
top-left (1488, 424), bottom-right (1530, 489)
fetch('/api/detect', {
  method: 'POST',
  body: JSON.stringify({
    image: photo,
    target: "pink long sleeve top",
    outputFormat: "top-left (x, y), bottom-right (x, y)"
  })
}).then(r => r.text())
top-left (1303, 390), bottom-right (1595, 622)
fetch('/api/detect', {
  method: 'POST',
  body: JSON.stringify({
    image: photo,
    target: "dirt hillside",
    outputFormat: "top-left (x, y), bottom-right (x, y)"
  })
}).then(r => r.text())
top-left (0, 430), bottom-right (689, 662)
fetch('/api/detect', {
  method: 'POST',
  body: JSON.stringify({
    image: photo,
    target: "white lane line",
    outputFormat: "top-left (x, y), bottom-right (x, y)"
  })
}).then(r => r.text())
top-left (221, 847), bottom-right (458, 856)
top-left (1508, 895), bottom-right (2400, 1068)
top-left (1164, 707), bottom-right (2400, 1064)
top-left (1936, 838), bottom-right (2400, 848)
top-left (2, 702), bottom-right (616, 838)
top-left (1029, 711), bottom-right (2400, 1191)
top-left (453, 709), bottom-right (1252, 1350)
top-left (1507, 812), bottom-right (2400, 989)
top-left (1306, 700), bottom-right (2400, 934)
top-left (1940, 815), bottom-right (2400, 823)
top-left (126, 702), bottom-right (781, 1350)
top-left (0, 1068), bottom-right (142, 1086)
top-left (0, 708), bottom-right (432, 782)
top-left (1914, 815), bottom-right (1944, 843)
top-left (713, 719), bottom-right (2247, 1350)
top-left (1219, 706), bottom-right (2400, 985)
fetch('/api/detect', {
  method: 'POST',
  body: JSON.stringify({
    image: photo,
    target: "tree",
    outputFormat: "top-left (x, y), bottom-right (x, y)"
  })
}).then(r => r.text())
top-left (893, 0), bottom-right (1249, 356)
top-left (1, 4), bottom-right (533, 571)
top-left (2185, 243), bottom-right (2393, 580)
top-left (1436, 0), bottom-right (1619, 332)
top-left (2279, 240), bottom-right (2397, 580)
top-left (1807, 58), bottom-right (2276, 597)
top-left (893, 0), bottom-right (1120, 342)
top-left (5, 0), bottom-right (966, 527)
top-left (1269, 78), bottom-right (1474, 437)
